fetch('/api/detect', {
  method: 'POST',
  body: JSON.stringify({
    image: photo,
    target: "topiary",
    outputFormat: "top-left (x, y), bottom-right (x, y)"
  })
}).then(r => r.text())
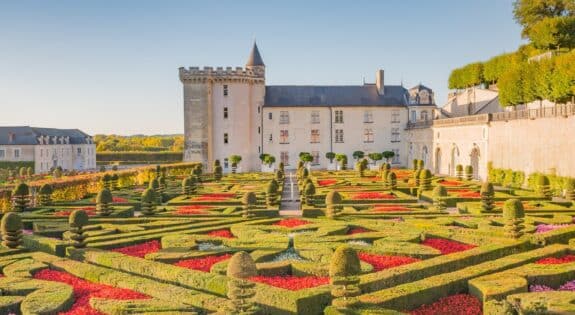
top-left (387, 172), bottom-right (397, 190)
top-left (266, 180), bottom-right (279, 206)
top-left (565, 178), bottom-right (575, 201)
top-left (456, 164), bottom-right (464, 180)
top-left (111, 174), bottom-right (119, 190)
top-left (38, 184), bottom-right (53, 206)
top-left (417, 159), bottom-right (425, 170)
top-left (412, 159), bottom-right (419, 170)
top-left (101, 173), bottom-right (112, 190)
top-left (329, 245), bottom-right (361, 309)
top-left (432, 185), bottom-right (448, 210)
top-left (241, 192), bottom-right (257, 219)
top-left (503, 199), bottom-right (525, 239)
top-left (325, 191), bottom-right (342, 219)
top-left (413, 169), bottom-right (422, 187)
top-left (69, 210), bottom-right (89, 248)
top-left (26, 167), bottom-right (33, 177)
top-left (304, 182), bottom-right (316, 206)
top-left (418, 169), bottom-right (433, 191)
top-left (224, 252), bottom-right (259, 314)
top-left (149, 178), bottom-right (162, 204)
top-left (213, 165), bottom-right (223, 181)
top-left (192, 164), bottom-right (202, 182)
top-left (275, 169), bottom-right (284, 182)
top-left (213, 159), bottom-right (221, 168)
top-left (140, 188), bottom-right (156, 216)
top-left (1, 212), bottom-right (23, 249)
top-left (96, 188), bottom-right (114, 216)
top-left (278, 162), bottom-right (285, 173)
top-left (480, 182), bottom-right (495, 212)
top-left (12, 183), bottom-right (30, 212)
top-left (536, 175), bottom-right (552, 199)
top-left (465, 165), bottom-right (474, 181)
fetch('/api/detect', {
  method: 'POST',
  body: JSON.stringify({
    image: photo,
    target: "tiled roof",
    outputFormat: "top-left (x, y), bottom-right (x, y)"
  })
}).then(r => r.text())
top-left (0, 127), bottom-right (92, 145)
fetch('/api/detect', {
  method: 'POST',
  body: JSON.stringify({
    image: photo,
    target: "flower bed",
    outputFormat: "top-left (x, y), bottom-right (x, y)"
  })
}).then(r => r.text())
top-left (249, 275), bottom-right (329, 291)
top-left (317, 179), bottom-right (337, 186)
top-left (371, 205), bottom-right (410, 212)
top-left (535, 254), bottom-right (575, 264)
top-left (347, 227), bottom-right (371, 235)
top-left (530, 279), bottom-right (575, 292)
top-left (54, 207), bottom-right (97, 217)
top-left (535, 224), bottom-right (573, 234)
top-left (34, 269), bottom-right (149, 315)
top-left (193, 193), bottom-right (236, 201)
top-left (273, 218), bottom-right (310, 228)
top-left (350, 192), bottom-right (396, 200)
top-left (110, 240), bottom-right (161, 258)
top-left (448, 189), bottom-right (480, 198)
top-left (421, 238), bottom-right (476, 255)
top-left (408, 294), bottom-right (482, 315)
top-left (174, 205), bottom-right (211, 215)
top-left (439, 180), bottom-right (464, 187)
top-left (358, 253), bottom-right (420, 272)
top-left (174, 254), bottom-right (232, 272)
top-left (206, 229), bottom-right (235, 238)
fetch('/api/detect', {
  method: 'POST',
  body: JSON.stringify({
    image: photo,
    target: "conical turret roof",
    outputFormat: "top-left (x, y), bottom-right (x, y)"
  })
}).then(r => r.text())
top-left (246, 42), bottom-right (265, 67)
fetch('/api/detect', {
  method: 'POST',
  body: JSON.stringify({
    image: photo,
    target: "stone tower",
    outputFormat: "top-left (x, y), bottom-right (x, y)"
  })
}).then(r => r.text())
top-left (179, 43), bottom-right (265, 172)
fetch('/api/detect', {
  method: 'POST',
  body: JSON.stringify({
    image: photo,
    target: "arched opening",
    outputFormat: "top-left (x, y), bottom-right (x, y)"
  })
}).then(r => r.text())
top-left (435, 147), bottom-right (441, 174)
top-left (422, 146), bottom-right (429, 169)
top-left (470, 147), bottom-right (480, 179)
top-left (450, 145), bottom-right (459, 176)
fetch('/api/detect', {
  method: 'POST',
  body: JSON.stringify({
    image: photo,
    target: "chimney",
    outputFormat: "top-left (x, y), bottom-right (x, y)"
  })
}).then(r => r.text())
top-left (376, 69), bottom-right (384, 95)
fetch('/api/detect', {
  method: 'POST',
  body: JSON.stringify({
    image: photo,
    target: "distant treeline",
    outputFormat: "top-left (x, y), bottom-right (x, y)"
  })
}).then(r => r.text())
top-left (97, 151), bottom-right (183, 163)
top-left (95, 134), bottom-right (184, 152)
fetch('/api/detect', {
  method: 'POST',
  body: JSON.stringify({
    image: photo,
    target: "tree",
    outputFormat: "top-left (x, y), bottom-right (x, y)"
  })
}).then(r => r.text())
top-left (300, 152), bottom-right (313, 165)
top-left (498, 62), bottom-right (526, 106)
top-left (352, 151), bottom-right (364, 161)
top-left (528, 16), bottom-right (575, 50)
top-left (368, 152), bottom-right (383, 166)
top-left (513, 0), bottom-right (575, 43)
top-left (304, 182), bottom-right (316, 206)
top-left (266, 180), bottom-right (279, 206)
top-left (326, 152), bottom-right (336, 164)
top-left (38, 184), bottom-right (53, 206)
top-left (551, 50), bottom-right (575, 103)
top-left (229, 155), bottom-right (242, 174)
top-left (382, 151), bottom-right (395, 163)
top-left (480, 182), bottom-right (495, 212)
top-left (335, 154), bottom-right (348, 170)
top-left (263, 155), bottom-right (276, 167)
top-left (140, 188), bottom-right (156, 216)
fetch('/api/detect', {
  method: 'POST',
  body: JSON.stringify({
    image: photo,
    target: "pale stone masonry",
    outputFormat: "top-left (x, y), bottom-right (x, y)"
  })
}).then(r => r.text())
top-left (180, 43), bottom-right (435, 171)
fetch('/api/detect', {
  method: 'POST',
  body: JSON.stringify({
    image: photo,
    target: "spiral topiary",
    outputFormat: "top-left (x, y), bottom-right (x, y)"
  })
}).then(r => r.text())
top-left (387, 172), bottom-right (397, 190)
top-left (192, 164), bottom-right (202, 182)
top-left (432, 185), bottom-right (448, 210)
top-left (214, 165), bottom-right (223, 181)
top-left (412, 159), bottom-right (419, 170)
top-left (149, 178), bottom-right (162, 204)
top-left (480, 182), bottom-right (495, 212)
top-left (465, 165), bottom-right (474, 181)
top-left (566, 178), bottom-right (575, 201)
top-left (38, 184), bottom-right (53, 206)
top-left (140, 188), bottom-right (156, 216)
top-left (69, 210), bottom-right (89, 248)
top-left (1, 212), bottom-right (23, 249)
top-left (12, 183), bottom-right (30, 212)
top-left (111, 174), bottom-right (119, 190)
top-left (417, 159), bottom-right (425, 170)
top-left (265, 180), bottom-right (279, 206)
top-left (101, 173), bottom-right (112, 190)
top-left (418, 169), bottom-right (433, 191)
top-left (380, 163), bottom-right (391, 181)
top-left (329, 245), bottom-right (361, 309)
top-left (241, 192), bottom-right (257, 219)
top-left (304, 182), bottom-right (316, 206)
top-left (96, 188), bottom-right (114, 216)
top-left (503, 199), bottom-right (525, 239)
top-left (413, 169), bottom-right (422, 187)
top-left (224, 252), bottom-right (259, 314)
top-left (275, 169), bottom-right (284, 182)
top-left (536, 175), bottom-right (552, 199)
top-left (325, 191), bottom-right (342, 219)
top-left (456, 164), bottom-right (464, 180)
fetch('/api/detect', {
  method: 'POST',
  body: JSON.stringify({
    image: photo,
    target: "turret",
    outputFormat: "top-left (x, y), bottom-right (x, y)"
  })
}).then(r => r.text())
top-left (245, 42), bottom-right (265, 78)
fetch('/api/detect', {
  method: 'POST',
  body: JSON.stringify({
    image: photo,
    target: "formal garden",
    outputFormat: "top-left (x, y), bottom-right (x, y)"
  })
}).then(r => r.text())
top-left (0, 159), bottom-right (574, 315)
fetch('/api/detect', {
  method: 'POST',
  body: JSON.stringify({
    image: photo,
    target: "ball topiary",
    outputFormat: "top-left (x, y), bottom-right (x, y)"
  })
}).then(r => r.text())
top-left (38, 184), bottom-right (53, 206)
top-left (68, 210), bottom-right (89, 248)
top-left (241, 192), bottom-right (257, 219)
top-left (225, 251), bottom-right (259, 314)
top-left (325, 191), bottom-right (343, 219)
top-left (503, 199), bottom-right (525, 239)
top-left (432, 185), bottom-right (448, 210)
top-left (12, 183), bottom-right (30, 212)
top-left (140, 188), bottom-right (156, 216)
top-left (96, 188), bottom-right (114, 216)
top-left (329, 245), bottom-right (362, 309)
top-left (1, 212), bottom-right (23, 249)
top-left (480, 182), bottom-right (495, 212)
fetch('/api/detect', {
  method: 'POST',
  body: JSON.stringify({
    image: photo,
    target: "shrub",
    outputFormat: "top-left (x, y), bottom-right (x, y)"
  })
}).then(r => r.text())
top-left (336, 154), bottom-right (348, 170)
top-left (412, 159), bottom-right (419, 170)
top-left (419, 169), bottom-right (433, 191)
top-left (213, 159), bottom-right (221, 168)
top-left (181, 177), bottom-right (195, 196)
top-left (241, 192), bottom-right (257, 219)
top-left (192, 164), bottom-right (202, 182)
top-left (275, 170), bottom-right (284, 181)
top-left (278, 162), bottom-right (285, 172)
top-left (1, 212), bottom-right (23, 249)
top-left (387, 172), bottom-right (397, 190)
top-left (536, 175), bottom-right (552, 199)
top-left (417, 159), bottom-right (425, 170)
top-left (304, 182), bottom-right (316, 206)
top-left (38, 184), bottom-right (53, 206)
top-left (380, 163), bottom-right (391, 181)
top-left (266, 180), bottom-right (279, 206)
top-left (12, 183), bottom-right (30, 212)
top-left (433, 185), bottom-right (448, 210)
top-left (465, 165), bottom-right (474, 180)
top-left (565, 178), bottom-right (575, 201)
top-left (224, 252), bottom-right (259, 314)
top-left (213, 165), bottom-right (223, 181)
top-left (140, 188), bottom-right (156, 216)
top-left (69, 210), bottom-right (89, 248)
top-left (329, 245), bottom-right (361, 309)
top-left (111, 174), bottom-right (119, 190)
top-left (101, 173), bottom-right (113, 190)
top-left (229, 155), bottom-right (242, 174)
top-left (326, 152), bottom-right (336, 164)
top-left (352, 151), bottom-right (364, 161)
top-left (413, 169), bottom-right (422, 187)
top-left (355, 160), bottom-right (367, 178)
top-left (456, 164), bottom-right (464, 180)
top-left (149, 178), bottom-right (162, 204)
top-left (503, 199), bottom-right (525, 239)
top-left (480, 182), bottom-right (495, 212)
top-left (326, 191), bottom-right (342, 219)
top-left (96, 188), bottom-right (114, 216)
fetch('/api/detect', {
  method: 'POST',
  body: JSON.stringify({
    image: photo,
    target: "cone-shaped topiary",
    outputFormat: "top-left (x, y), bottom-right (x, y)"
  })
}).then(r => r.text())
top-left (275, 169), bottom-right (284, 182)
top-left (380, 163), bottom-right (391, 181)
top-left (536, 175), bottom-right (552, 199)
top-left (329, 245), bottom-right (361, 309)
top-left (266, 180), bottom-right (279, 206)
top-left (413, 169), bottom-right (422, 187)
top-left (214, 165), bottom-right (223, 181)
top-left (140, 188), bottom-right (156, 216)
top-left (412, 159), bottom-right (419, 170)
top-left (419, 169), bottom-right (433, 191)
top-left (1, 212), bottom-right (23, 249)
top-left (432, 185), bottom-right (448, 210)
top-left (111, 174), bottom-right (119, 190)
top-left (213, 159), bottom-right (221, 168)
top-left (387, 172), bottom-right (397, 190)
top-left (456, 164), bottom-right (464, 180)
top-left (224, 252), bottom-right (259, 314)
top-left (566, 178), bottom-right (575, 201)
top-left (326, 191), bottom-right (342, 219)
top-left (241, 192), bottom-right (257, 219)
top-left (149, 178), bottom-right (162, 204)
top-left (503, 199), bottom-right (525, 239)
top-left (69, 210), bottom-right (89, 248)
top-left (12, 183), bottom-right (30, 212)
top-left (38, 184), bottom-right (53, 206)
top-left (480, 182), bottom-right (495, 212)
top-left (465, 165), bottom-right (474, 181)
top-left (182, 177), bottom-right (196, 196)
top-left (158, 175), bottom-right (167, 192)
top-left (304, 182), bottom-right (316, 206)
top-left (192, 164), bottom-right (202, 182)
top-left (417, 159), bottom-right (424, 170)
top-left (96, 188), bottom-right (114, 216)
top-left (101, 173), bottom-right (113, 190)
top-left (278, 162), bottom-right (285, 173)
top-left (356, 159), bottom-right (368, 177)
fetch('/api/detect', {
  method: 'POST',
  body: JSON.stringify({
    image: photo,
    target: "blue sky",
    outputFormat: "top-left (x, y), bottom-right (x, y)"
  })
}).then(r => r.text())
top-left (0, 0), bottom-right (524, 135)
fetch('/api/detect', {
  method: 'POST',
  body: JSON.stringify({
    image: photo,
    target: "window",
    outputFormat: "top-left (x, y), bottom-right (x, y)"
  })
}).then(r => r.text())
top-left (223, 85), bottom-right (228, 96)
top-left (363, 129), bottom-right (374, 143)
top-left (224, 133), bottom-right (229, 144)
top-left (0, 149), bottom-right (4, 159)
top-left (392, 110), bottom-right (400, 123)
top-left (311, 111), bottom-right (320, 124)
top-left (257, 106), bottom-right (260, 114)
top-left (14, 149), bottom-right (20, 158)
top-left (364, 110), bottom-right (373, 123)
top-left (391, 128), bottom-right (400, 142)
top-left (268, 133), bottom-right (273, 142)
top-left (311, 151), bottom-right (320, 165)
top-left (280, 151), bottom-right (290, 166)
top-left (421, 110), bottom-right (428, 121)
top-left (280, 130), bottom-right (289, 144)
top-left (224, 107), bottom-right (229, 119)
top-left (224, 158), bottom-right (229, 169)
top-left (279, 111), bottom-right (289, 124)
top-left (310, 129), bottom-right (320, 143)
top-left (335, 129), bottom-right (344, 143)
top-left (411, 110), bottom-right (417, 122)
top-left (258, 126), bottom-right (260, 134)
top-left (335, 110), bottom-right (343, 123)
top-left (268, 112), bottom-right (272, 120)
top-left (392, 149), bottom-right (400, 164)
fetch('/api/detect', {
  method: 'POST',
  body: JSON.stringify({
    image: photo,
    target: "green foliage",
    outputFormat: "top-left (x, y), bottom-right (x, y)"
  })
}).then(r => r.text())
top-left (536, 175), bottom-right (552, 199)
top-left (448, 62), bottom-right (484, 89)
top-left (213, 159), bottom-right (221, 168)
top-left (266, 180), bottom-right (279, 206)
top-left (352, 151), bottom-right (364, 160)
top-left (299, 152), bottom-right (313, 164)
top-left (483, 53), bottom-right (516, 83)
top-left (111, 174), bottom-right (119, 190)
top-left (368, 152), bottom-right (383, 164)
top-left (96, 188), bottom-right (114, 216)
top-left (503, 199), bottom-right (525, 239)
top-left (480, 182), bottom-right (495, 212)
top-left (275, 169), bottom-right (284, 182)
top-left (229, 155), bottom-right (242, 173)
top-left (387, 171), bottom-right (397, 190)
top-left (329, 245), bottom-right (361, 278)
top-left (465, 165), bottom-right (474, 180)
top-left (213, 165), bottom-right (223, 181)
top-left (513, 0), bottom-right (575, 48)
top-left (456, 164), bottom-right (464, 180)
top-left (94, 134), bottom-right (184, 152)
top-left (413, 169), bottom-right (422, 187)
top-left (335, 154), bottom-right (348, 170)
top-left (412, 159), bottom-right (419, 170)
top-left (326, 191), bottom-right (342, 219)
top-left (382, 151), bottom-right (395, 162)
top-left (419, 169), bottom-right (433, 191)
top-left (325, 152), bottom-right (336, 163)
top-left (565, 178), bottom-right (575, 201)
top-left (304, 182), bottom-right (316, 206)
top-left (1, 212), bottom-right (22, 249)
top-left (225, 252), bottom-right (259, 314)
top-left (38, 184), bottom-right (53, 206)
top-left (69, 210), bottom-right (89, 248)
top-left (140, 188), bottom-right (156, 216)
top-left (12, 183), bottom-right (30, 212)
top-left (432, 185), bottom-right (448, 210)
top-left (241, 192), bottom-right (257, 218)
top-left (355, 159), bottom-right (367, 177)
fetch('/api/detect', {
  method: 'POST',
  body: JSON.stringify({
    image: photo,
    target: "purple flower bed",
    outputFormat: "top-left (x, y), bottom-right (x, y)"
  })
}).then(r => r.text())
top-left (535, 224), bottom-right (573, 234)
top-left (530, 280), bottom-right (575, 292)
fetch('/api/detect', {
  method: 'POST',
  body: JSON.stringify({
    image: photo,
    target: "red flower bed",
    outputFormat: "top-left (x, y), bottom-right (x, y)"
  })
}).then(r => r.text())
top-left (249, 275), bottom-right (329, 291)
top-left (422, 238), bottom-right (476, 255)
top-left (358, 253), bottom-right (420, 272)
top-left (206, 229), bottom-right (235, 238)
top-left (371, 205), bottom-right (410, 212)
top-left (193, 193), bottom-right (235, 201)
top-left (54, 207), bottom-right (97, 217)
top-left (440, 180), bottom-right (464, 187)
top-left (112, 197), bottom-right (128, 203)
top-left (34, 269), bottom-right (149, 315)
top-left (174, 205), bottom-right (211, 215)
top-left (347, 227), bottom-right (371, 235)
top-left (273, 218), bottom-right (310, 228)
top-left (449, 189), bottom-right (480, 198)
top-left (318, 179), bottom-right (337, 186)
top-left (110, 240), bottom-right (161, 258)
top-left (174, 254), bottom-right (232, 272)
top-left (535, 254), bottom-right (575, 265)
top-left (409, 294), bottom-right (482, 315)
top-left (351, 192), bottom-right (396, 200)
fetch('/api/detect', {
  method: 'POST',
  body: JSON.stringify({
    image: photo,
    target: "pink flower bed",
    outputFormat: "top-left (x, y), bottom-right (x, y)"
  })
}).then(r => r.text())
top-left (110, 240), bottom-right (161, 258)
top-left (34, 269), bottom-right (149, 315)
top-left (535, 254), bottom-right (575, 265)
top-left (174, 254), bottom-right (232, 272)
top-left (351, 192), bottom-right (396, 200)
top-left (535, 224), bottom-right (574, 234)
top-left (409, 294), bottom-right (482, 315)
top-left (421, 238), bottom-right (476, 255)
top-left (54, 207), bottom-right (97, 217)
top-left (273, 218), bottom-right (310, 228)
top-left (206, 229), bottom-right (235, 238)
top-left (347, 227), bottom-right (371, 235)
top-left (371, 205), bottom-right (410, 212)
top-left (358, 253), bottom-right (420, 272)
top-left (249, 275), bottom-right (329, 291)
top-left (317, 179), bottom-right (337, 186)
top-left (174, 205), bottom-right (211, 215)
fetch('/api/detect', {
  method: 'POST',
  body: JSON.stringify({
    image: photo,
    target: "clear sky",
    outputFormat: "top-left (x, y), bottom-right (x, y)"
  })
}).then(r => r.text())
top-left (0, 0), bottom-right (525, 135)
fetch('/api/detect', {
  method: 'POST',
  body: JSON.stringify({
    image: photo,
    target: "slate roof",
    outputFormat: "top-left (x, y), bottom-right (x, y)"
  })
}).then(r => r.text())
top-left (245, 42), bottom-right (265, 67)
top-left (0, 127), bottom-right (92, 145)
top-left (264, 84), bottom-right (409, 107)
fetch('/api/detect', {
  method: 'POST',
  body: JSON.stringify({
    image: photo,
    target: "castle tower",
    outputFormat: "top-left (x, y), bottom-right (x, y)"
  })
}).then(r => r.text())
top-left (179, 43), bottom-right (265, 172)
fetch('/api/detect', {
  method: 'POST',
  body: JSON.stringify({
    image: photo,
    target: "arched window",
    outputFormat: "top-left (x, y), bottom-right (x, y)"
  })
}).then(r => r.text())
top-left (421, 110), bottom-right (428, 121)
